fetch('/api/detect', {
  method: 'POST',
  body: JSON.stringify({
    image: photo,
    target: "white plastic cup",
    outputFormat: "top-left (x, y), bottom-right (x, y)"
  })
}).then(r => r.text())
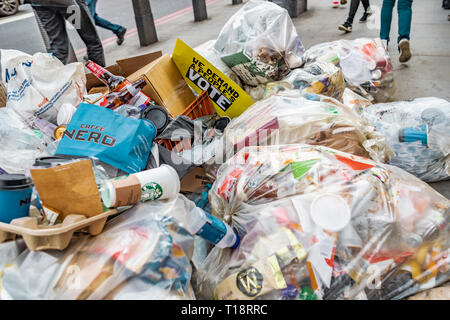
top-left (134, 165), bottom-right (180, 202)
top-left (310, 193), bottom-right (351, 232)
top-left (57, 103), bottom-right (77, 126)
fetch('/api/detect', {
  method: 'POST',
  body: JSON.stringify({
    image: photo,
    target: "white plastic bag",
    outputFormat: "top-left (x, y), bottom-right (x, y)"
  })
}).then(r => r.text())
top-left (1, 49), bottom-right (86, 124)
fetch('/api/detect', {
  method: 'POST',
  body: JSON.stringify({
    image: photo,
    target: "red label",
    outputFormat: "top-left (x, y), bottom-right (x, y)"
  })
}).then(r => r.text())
top-left (86, 61), bottom-right (106, 78)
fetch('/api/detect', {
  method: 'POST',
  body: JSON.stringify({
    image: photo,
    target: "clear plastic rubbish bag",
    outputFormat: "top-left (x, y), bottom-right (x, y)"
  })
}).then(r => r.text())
top-left (194, 145), bottom-right (449, 300)
top-left (360, 97), bottom-right (450, 182)
top-left (302, 38), bottom-right (395, 103)
top-left (214, 0), bottom-right (305, 87)
top-left (0, 195), bottom-right (197, 300)
top-left (0, 108), bottom-right (49, 174)
top-left (219, 92), bottom-right (392, 165)
top-left (264, 61), bottom-right (345, 101)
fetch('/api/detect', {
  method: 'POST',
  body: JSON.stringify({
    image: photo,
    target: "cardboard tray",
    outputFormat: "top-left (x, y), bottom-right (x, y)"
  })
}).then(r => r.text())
top-left (0, 209), bottom-right (118, 251)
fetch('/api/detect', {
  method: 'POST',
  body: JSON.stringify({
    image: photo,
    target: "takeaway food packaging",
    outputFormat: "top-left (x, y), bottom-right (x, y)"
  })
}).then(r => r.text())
top-left (193, 144), bottom-right (449, 300)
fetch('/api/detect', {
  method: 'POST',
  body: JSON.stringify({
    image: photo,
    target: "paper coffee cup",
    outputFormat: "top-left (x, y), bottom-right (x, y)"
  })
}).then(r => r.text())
top-left (134, 165), bottom-right (180, 202)
top-left (310, 193), bottom-right (351, 232)
top-left (101, 174), bottom-right (142, 208)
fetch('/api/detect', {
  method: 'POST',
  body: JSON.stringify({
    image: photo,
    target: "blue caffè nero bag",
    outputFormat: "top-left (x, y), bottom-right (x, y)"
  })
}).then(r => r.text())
top-left (56, 103), bottom-right (156, 173)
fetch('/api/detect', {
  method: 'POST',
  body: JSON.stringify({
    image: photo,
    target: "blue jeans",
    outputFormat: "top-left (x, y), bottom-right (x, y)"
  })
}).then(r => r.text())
top-left (380, 0), bottom-right (413, 44)
top-left (85, 0), bottom-right (124, 34)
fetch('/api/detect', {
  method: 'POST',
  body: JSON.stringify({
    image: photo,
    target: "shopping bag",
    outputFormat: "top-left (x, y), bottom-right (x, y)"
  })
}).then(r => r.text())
top-left (56, 103), bottom-right (157, 173)
top-left (1, 49), bottom-right (86, 124)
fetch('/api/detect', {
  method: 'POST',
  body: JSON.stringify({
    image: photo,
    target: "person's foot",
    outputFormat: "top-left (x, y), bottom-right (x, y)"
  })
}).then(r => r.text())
top-left (332, 1), bottom-right (339, 8)
top-left (338, 21), bottom-right (352, 32)
top-left (116, 28), bottom-right (127, 46)
top-left (340, 0), bottom-right (347, 5)
top-left (359, 9), bottom-right (373, 23)
top-left (398, 39), bottom-right (412, 63)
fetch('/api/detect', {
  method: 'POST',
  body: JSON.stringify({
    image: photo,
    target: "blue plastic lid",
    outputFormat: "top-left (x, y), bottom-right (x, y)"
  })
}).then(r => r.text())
top-left (231, 234), bottom-right (240, 249)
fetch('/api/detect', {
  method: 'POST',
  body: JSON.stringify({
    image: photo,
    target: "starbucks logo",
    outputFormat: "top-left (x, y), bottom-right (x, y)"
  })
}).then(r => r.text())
top-left (141, 182), bottom-right (163, 201)
top-left (236, 266), bottom-right (263, 297)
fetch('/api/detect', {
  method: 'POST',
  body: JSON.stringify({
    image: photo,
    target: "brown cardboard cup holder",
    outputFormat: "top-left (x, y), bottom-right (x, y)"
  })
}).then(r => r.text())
top-left (0, 209), bottom-right (117, 251)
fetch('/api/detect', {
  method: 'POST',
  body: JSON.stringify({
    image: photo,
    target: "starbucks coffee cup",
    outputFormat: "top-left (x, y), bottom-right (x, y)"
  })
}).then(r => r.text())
top-left (134, 165), bottom-right (180, 202)
top-left (310, 193), bottom-right (351, 232)
top-left (101, 165), bottom-right (180, 208)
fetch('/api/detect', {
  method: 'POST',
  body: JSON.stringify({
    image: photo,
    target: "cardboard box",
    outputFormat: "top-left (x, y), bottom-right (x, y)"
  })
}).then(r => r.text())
top-left (127, 54), bottom-right (196, 118)
top-left (86, 52), bottom-right (196, 118)
top-left (86, 51), bottom-right (163, 92)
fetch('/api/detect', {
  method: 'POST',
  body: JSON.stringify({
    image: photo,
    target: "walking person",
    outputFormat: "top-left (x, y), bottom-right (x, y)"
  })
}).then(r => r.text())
top-left (380, 0), bottom-right (413, 63)
top-left (338, 0), bottom-right (373, 32)
top-left (85, 0), bottom-right (127, 45)
top-left (31, 0), bottom-right (106, 66)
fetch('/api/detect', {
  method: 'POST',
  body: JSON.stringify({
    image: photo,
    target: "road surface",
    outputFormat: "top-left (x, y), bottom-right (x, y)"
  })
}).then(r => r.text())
top-left (0, 0), bottom-right (195, 56)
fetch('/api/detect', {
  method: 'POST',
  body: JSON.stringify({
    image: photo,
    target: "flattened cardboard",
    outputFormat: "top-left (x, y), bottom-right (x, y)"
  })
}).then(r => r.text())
top-left (30, 159), bottom-right (104, 220)
top-left (180, 167), bottom-right (213, 193)
top-left (127, 54), bottom-right (196, 118)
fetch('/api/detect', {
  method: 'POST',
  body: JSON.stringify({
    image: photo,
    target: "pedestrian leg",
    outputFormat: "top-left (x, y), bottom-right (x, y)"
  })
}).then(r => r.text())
top-left (71, 0), bottom-right (105, 66)
top-left (380, 0), bottom-right (396, 42)
top-left (32, 6), bottom-right (69, 64)
top-left (397, 0), bottom-right (413, 43)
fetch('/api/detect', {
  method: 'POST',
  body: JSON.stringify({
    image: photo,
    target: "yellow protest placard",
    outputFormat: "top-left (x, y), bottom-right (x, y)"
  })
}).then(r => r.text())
top-left (172, 38), bottom-right (254, 119)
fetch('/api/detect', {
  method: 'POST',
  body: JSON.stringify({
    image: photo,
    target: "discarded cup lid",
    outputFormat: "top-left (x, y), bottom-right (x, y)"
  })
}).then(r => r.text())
top-left (142, 105), bottom-right (169, 135)
top-left (33, 155), bottom-right (87, 168)
top-left (0, 174), bottom-right (33, 190)
top-left (214, 117), bottom-right (231, 132)
top-left (310, 193), bottom-right (351, 232)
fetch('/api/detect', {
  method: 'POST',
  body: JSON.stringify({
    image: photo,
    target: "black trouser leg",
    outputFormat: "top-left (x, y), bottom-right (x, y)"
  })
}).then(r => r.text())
top-left (33, 6), bottom-right (69, 64)
top-left (347, 0), bottom-right (370, 23)
top-left (70, 0), bottom-right (106, 66)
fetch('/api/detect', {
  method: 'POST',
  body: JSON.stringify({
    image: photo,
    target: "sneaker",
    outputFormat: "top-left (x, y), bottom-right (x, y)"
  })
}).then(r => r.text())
top-left (398, 39), bottom-right (412, 63)
top-left (359, 10), bottom-right (373, 23)
top-left (338, 21), bottom-right (352, 32)
top-left (340, 0), bottom-right (347, 4)
top-left (116, 28), bottom-right (127, 46)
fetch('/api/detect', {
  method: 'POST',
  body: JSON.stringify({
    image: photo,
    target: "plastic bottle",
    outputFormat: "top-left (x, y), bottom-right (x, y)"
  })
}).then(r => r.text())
top-left (85, 60), bottom-right (127, 92)
top-left (405, 210), bottom-right (448, 248)
top-left (187, 207), bottom-right (240, 249)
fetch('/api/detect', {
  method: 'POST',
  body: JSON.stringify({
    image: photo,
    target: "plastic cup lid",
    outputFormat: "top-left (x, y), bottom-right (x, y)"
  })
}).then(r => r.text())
top-left (310, 193), bottom-right (351, 232)
top-left (0, 174), bottom-right (33, 190)
top-left (143, 106), bottom-right (169, 132)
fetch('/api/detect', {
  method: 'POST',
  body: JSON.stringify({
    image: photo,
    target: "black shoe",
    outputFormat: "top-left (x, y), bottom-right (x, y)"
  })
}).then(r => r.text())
top-left (359, 10), bottom-right (373, 23)
top-left (338, 21), bottom-right (352, 32)
top-left (116, 28), bottom-right (127, 46)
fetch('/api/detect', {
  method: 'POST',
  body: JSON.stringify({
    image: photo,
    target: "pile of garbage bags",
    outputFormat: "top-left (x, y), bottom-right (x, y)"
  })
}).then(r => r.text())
top-left (0, 0), bottom-right (448, 301)
top-left (196, 145), bottom-right (449, 300)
